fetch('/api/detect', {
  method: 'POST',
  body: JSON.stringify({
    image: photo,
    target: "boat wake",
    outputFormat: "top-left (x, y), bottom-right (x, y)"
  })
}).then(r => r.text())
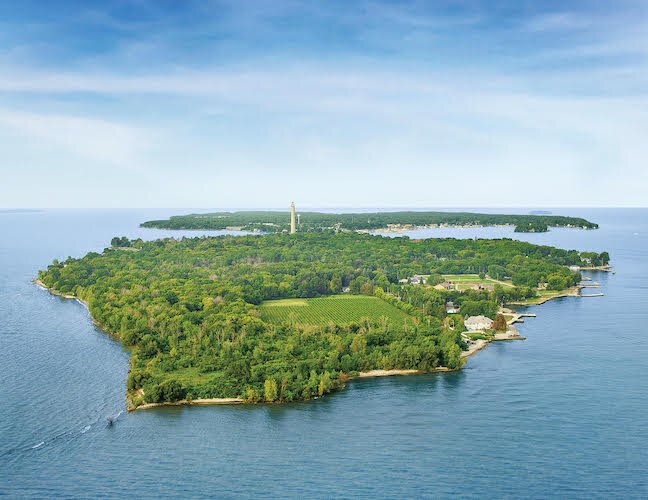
top-left (1, 409), bottom-right (124, 459)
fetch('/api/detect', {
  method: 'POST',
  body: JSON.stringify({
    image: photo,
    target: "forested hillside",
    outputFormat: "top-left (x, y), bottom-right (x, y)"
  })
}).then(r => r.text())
top-left (38, 233), bottom-right (607, 406)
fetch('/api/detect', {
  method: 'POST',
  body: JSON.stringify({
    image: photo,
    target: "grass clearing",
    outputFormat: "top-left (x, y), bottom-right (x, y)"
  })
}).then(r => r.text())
top-left (442, 274), bottom-right (482, 282)
top-left (260, 295), bottom-right (414, 327)
top-left (441, 274), bottom-right (514, 290)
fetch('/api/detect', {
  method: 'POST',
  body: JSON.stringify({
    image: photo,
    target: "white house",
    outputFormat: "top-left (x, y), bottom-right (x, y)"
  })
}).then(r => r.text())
top-left (409, 274), bottom-right (427, 285)
top-left (464, 315), bottom-right (494, 331)
top-left (446, 301), bottom-right (460, 314)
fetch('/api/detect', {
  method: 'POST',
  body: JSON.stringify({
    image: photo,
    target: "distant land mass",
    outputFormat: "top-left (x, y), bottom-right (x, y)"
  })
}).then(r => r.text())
top-left (0, 208), bottom-right (43, 214)
top-left (141, 210), bottom-right (598, 234)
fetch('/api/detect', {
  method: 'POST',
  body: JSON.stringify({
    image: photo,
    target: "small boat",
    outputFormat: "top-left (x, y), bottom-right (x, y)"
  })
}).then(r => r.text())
top-left (106, 416), bottom-right (115, 426)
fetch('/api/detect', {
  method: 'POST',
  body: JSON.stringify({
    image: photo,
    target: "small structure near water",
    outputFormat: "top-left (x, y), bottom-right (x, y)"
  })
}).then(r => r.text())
top-left (465, 315), bottom-right (494, 331)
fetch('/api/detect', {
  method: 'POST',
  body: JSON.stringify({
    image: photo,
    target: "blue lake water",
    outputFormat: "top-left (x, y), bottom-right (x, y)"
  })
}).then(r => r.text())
top-left (1, 208), bottom-right (647, 498)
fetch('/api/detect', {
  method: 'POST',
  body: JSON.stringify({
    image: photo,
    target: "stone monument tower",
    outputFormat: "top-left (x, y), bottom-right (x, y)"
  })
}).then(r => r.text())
top-left (290, 202), bottom-right (296, 234)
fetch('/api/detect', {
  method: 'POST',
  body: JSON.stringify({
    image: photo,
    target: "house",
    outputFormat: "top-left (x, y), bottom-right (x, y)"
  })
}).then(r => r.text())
top-left (434, 280), bottom-right (454, 291)
top-left (464, 315), bottom-right (494, 331)
top-left (409, 274), bottom-right (427, 285)
top-left (398, 278), bottom-right (409, 284)
top-left (446, 301), bottom-right (460, 314)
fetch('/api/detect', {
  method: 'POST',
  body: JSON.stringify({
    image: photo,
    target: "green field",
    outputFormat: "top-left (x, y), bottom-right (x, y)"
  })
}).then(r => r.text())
top-left (441, 274), bottom-right (514, 290)
top-left (441, 274), bottom-right (484, 282)
top-left (260, 295), bottom-right (414, 327)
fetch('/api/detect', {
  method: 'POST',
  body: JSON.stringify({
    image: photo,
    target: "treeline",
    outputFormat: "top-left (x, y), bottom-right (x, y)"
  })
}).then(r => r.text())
top-left (141, 210), bottom-right (599, 233)
top-left (38, 233), bottom-right (605, 405)
top-left (514, 221), bottom-right (549, 233)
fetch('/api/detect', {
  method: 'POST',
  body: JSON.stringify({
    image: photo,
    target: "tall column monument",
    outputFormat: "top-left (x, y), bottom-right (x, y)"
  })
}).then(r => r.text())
top-left (290, 202), bottom-right (296, 234)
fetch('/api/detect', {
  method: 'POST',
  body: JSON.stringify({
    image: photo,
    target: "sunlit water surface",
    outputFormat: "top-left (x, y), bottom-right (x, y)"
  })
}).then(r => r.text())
top-left (1, 208), bottom-right (646, 498)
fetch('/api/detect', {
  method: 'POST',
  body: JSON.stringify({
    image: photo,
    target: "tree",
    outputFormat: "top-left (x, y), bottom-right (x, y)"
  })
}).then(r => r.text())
top-left (264, 378), bottom-right (278, 402)
top-left (351, 334), bottom-right (367, 353)
top-left (493, 314), bottom-right (507, 332)
top-left (318, 372), bottom-right (333, 396)
top-left (444, 344), bottom-right (462, 369)
top-left (373, 272), bottom-right (390, 290)
top-left (599, 252), bottom-right (610, 265)
top-left (111, 236), bottom-right (131, 247)
top-left (145, 379), bottom-right (186, 403)
top-left (547, 274), bottom-right (568, 291)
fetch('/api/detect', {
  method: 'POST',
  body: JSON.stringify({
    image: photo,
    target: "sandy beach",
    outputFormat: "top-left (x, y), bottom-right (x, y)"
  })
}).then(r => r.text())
top-left (34, 279), bottom-right (89, 309)
top-left (461, 339), bottom-right (490, 358)
top-left (358, 369), bottom-right (424, 377)
top-left (133, 397), bottom-right (246, 411)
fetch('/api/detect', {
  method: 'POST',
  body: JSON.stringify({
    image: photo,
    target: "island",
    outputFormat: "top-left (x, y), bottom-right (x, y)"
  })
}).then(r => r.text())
top-left (37, 232), bottom-right (609, 410)
top-left (140, 210), bottom-right (598, 234)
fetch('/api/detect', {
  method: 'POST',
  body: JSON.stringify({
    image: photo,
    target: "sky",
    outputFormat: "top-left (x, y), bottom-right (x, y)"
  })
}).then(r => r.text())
top-left (1, 0), bottom-right (647, 208)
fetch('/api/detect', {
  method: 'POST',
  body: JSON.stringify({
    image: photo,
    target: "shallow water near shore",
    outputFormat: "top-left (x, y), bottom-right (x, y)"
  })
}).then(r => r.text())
top-left (1, 208), bottom-right (647, 498)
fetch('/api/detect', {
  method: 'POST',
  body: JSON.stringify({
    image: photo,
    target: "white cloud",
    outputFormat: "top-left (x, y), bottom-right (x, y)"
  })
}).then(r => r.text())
top-left (522, 12), bottom-right (593, 32)
top-left (0, 108), bottom-right (154, 166)
top-left (1, 0), bottom-right (647, 208)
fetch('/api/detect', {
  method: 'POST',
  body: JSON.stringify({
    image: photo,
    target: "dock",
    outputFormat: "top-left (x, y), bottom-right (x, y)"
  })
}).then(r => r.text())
top-left (504, 311), bottom-right (536, 325)
top-left (580, 293), bottom-right (605, 297)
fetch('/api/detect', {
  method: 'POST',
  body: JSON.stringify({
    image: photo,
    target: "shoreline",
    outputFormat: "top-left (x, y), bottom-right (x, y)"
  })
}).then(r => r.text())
top-left (506, 286), bottom-right (581, 306)
top-left (461, 338), bottom-right (490, 358)
top-left (355, 368), bottom-right (450, 378)
top-left (134, 397), bottom-right (247, 411)
top-left (34, 279), bottom-right (89, 310)
top-left (130, 368), bottom-right (458, 411)
top-left (32, 278), bottom-right (578, 411)
top-left (575, 265), bottom-right (613, 272)
top-left (143, 222), bottom-right (598, 235)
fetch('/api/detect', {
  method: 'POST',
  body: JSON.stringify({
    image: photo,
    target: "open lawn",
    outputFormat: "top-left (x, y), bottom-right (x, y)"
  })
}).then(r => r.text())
top-left (441, 274), bottom-right (514, 290)
top-left (260, 295), bottom-right (414, 327)
top-left (442, 274), bottom-right (483, 282)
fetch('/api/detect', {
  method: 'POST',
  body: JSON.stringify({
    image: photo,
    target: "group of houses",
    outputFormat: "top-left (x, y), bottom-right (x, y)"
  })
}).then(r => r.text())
top-left (397, 274), bottom-right (497, 332)
top-left (445, 303), bottom-right (494, 330)
top-left (398, 274), bottom-right (428, 285)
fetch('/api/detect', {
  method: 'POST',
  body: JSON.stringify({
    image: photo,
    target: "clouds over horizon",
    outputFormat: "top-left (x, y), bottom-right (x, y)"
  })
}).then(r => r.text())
top-left (1, 0), bottom-right (647, 208)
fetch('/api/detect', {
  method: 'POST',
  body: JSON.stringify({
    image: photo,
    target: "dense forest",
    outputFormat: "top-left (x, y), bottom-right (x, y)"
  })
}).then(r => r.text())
top-left (38, 233), bottom-right (608, 406)
top-left (141, 210), bottom-right (598, 233)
